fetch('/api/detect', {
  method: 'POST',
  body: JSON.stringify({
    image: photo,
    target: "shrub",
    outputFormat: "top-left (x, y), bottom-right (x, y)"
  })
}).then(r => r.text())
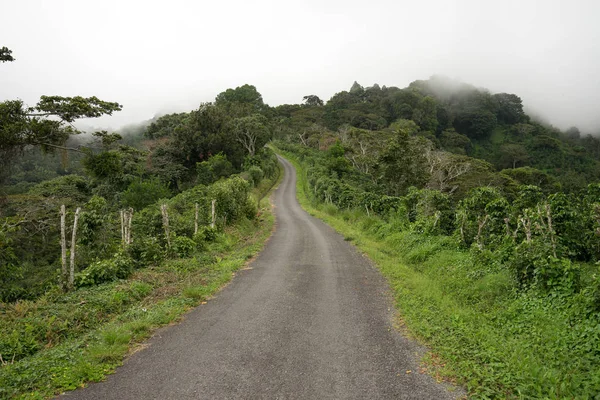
top-left (75, 254), bottom-right (133, 287)
top-left (208, 176), bottom-right (252, 224)
top-left (200, 226), bottom-right (218, 242)
top-left (507, 241), bottom-right (580, 292)
top-left (246, 166), bottom-right (264, 187)
top-left (172, 236), bottom-right (196, 258)
top-left (196, 153), bottom-right (235, 185)
top-left (121, 178), bottom-right (170, 210)
top-left (127, 236), bottom-right (165, 267)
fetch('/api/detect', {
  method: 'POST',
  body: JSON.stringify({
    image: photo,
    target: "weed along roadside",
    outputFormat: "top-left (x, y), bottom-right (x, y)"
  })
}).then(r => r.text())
top-left (0, 162), bottom-right (283, 399)
top-left (274, 146), bottom-right (600, 399)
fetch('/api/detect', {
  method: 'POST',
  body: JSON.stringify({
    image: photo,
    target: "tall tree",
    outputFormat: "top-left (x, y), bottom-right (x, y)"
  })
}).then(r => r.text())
top-left (229, 114), bottom-right (271, 157)
top-left (0, 47), bottom-right (122, 187)
top-left (302, 95), bottom-right (324, 107)
top-left (215, 84), bottom-right (266, 116)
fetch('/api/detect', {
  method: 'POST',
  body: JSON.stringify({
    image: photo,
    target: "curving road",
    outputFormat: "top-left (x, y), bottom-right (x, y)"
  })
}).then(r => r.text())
top-left (63, 156), bottom-right (462, 399)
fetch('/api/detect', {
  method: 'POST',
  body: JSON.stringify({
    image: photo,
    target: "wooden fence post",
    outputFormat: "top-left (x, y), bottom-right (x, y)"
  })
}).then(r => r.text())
top-left (69, 207), bottom-right (81, 290)
top-left (161, 204), bottom-right (171, 249)
top-left (60, 205), bottom-right (67, 291)
top-left (211, 199), bottom-right (216, 229)
top-left (120, 210), bottom-right (125, 246)
top-left (127, 208), bottom-right (133, 245)
top-left (194, 203), bottom-right (199, 235)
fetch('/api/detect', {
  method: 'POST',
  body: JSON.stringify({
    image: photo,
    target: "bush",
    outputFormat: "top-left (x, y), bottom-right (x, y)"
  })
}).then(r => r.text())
top-left (121, 178), bottom-right (170, 210)
top-left (196, 153), bottom-right (235, 185)
top-left (199, 226), bottom-right (218, 242)
top-left (127, 236), bottom-right (165, 267)
top-left (246, 166), bottom-right (264, 187)
top-left (172, 236), bottom-right (196, 258)
top-left (507, 241), bottom-right (580, 292)
top-left (75, 254), bottom-right (133, 287)
top-left (28, 174), bottom-right (91, 202)
top-left (208, 176), bottom-right (252, 224)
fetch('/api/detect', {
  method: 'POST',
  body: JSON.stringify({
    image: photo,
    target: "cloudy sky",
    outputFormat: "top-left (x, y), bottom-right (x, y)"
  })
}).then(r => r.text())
top-left (2, 0), bottom-right (599, 131)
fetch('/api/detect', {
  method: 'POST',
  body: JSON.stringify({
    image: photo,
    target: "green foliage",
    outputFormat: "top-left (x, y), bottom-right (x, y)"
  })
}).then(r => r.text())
top-left (199, 226), bottom-right (218, 242)
top-left (28, 174), bottom-right (91, 202)
top-left (375, 127), bottom-right (429, 196)
top-left (144, 112), bottom-right (188, 139)
top-left (215, 84), bottom-right (266, 116)
top-left (127, 236), bottom-right (165, 267)
top-left (78, 195), bottom-right (119, 264)
top-left (121, 178), bottom-right (170, 210)
top-left (438, 129), bottom-right (471, 155)
top-left (501, 167), bottom-right (557, 192)
top-left (229, 113), bottom-right (271, 157)
top-left (75, 254), bottom-right (134, 287)
top-left (196, 153), bottom-right (234, 185)
top-left (246, 166), bottom-right (264, 187)
top-left (0, 220), bottom-right (24, 302)
top-left (0, 52), bottom-right (121, 186)
top-left (208, 176), bottom-right (253, 225)
top-left (456, 187), bottom-right (508, 248)
top-left (282, 149), bottom-right (600, 398)
top-left (409, 188), bottom-right (454, 235)
top-left (82, 150), bottom-right (123, 179)
top-left (172, 236), bottom-right (196, 258)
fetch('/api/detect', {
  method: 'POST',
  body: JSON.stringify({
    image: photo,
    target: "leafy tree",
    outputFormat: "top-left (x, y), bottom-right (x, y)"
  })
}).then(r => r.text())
top-left (411, 96), bottom-right (438, 132)
top-left (501, 167), bottom-right (558, 192)
top-left (349, 81), bottom-right (364, 95)
top-left (196, 153), bottom-right (234, 185)
top-left (0, 47), bottom-right (122, 187)
top-left (439, 129), bottom-right (471, 155)
top-left (375, 123), bottom-right (430, 196)
top-left (0, 46), bottom-right (15, 62)
top-left (453, 108), bottom-right (497, 139)
top-left (229, 114), bottom-right (271, 157)
top-left (145, 112), bottom-right (188, 139)
top-left (215, 84), bottom-right (266, 116)
top-left (498, 143), bottom-right (529, 169)
top-left (494, 93), bottom-right (525, 124)
top-left (121, 178), bottom-right (171, 210)
top-left (162, 103), bottom-right (243, 176)
top-left (302, 95), bottom-right (324, 107)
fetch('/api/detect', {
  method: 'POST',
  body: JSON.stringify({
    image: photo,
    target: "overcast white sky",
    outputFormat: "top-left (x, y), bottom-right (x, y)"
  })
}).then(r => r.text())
top-left (2, 0), bottom-right (600, 132)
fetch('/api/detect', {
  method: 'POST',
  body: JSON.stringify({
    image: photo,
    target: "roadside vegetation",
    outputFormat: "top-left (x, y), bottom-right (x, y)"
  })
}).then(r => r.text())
top-left (275, 146), bottom-right (600, 399)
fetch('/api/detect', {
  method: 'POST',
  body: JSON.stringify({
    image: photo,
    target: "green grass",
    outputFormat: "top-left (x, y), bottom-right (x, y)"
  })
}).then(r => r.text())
top-left (276, 148), bottom-right (600, 399)
top-left (0, 169), bottom-right (281, 399)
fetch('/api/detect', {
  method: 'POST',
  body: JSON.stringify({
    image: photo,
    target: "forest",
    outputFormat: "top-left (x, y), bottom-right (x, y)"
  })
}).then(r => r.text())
top-left (3, 41), bottom-right (600, 397)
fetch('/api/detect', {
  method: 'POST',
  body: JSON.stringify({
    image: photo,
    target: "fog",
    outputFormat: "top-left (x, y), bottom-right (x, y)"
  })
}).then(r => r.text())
top-left (2, 0), bottom-right (600, 132)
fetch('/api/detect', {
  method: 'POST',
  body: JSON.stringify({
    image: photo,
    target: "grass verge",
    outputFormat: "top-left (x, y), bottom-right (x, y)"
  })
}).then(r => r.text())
top-left (0, 169), bottom-right (282, 399)
top-left (276, 148), bottom-right (600, 399)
